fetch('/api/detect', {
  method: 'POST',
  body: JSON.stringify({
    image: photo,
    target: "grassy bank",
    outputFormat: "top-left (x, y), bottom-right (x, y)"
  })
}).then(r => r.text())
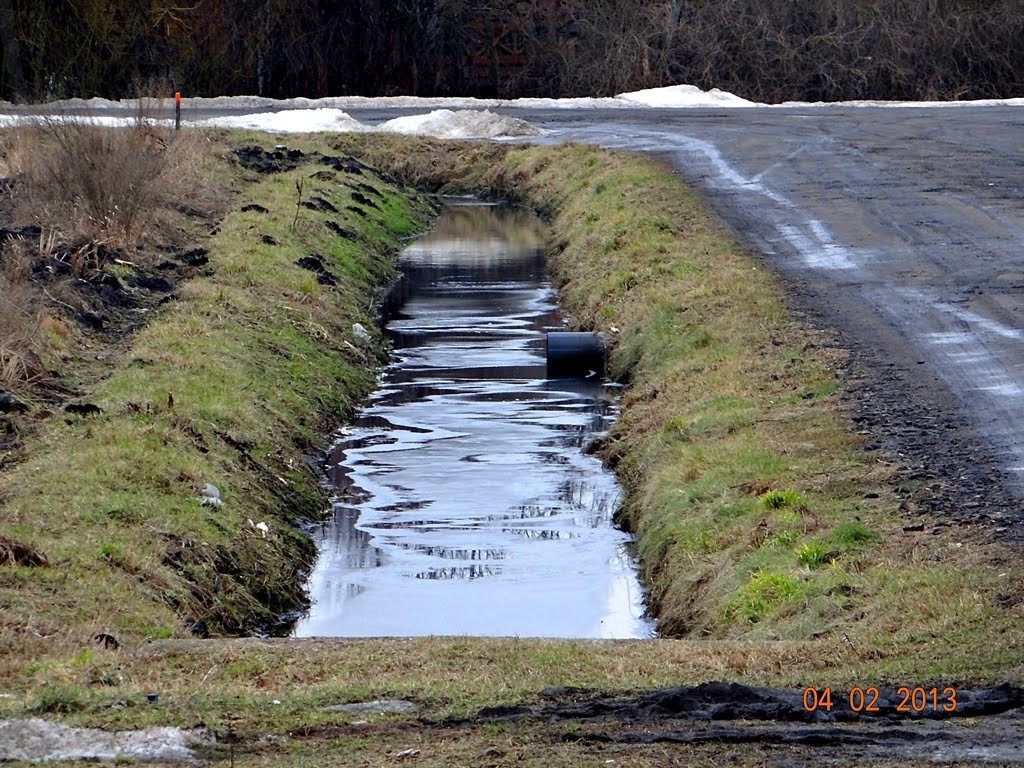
top-left (0, 134), bottom-right (433, 672)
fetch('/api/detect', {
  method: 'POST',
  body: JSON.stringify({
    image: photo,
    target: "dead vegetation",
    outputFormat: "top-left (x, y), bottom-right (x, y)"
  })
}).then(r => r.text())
top-left (10, 115), bottom-right (218, 247)
top-left (4, 0), bottom-right (1021, 102)
top-left (0, 115), bottom-right (224, 458)
top-left (0, 534), bottom-right (48, 567)
top-left (0, 123), bottom-right (216, 512)
top-left (0, 250), bottom-right (46, 393)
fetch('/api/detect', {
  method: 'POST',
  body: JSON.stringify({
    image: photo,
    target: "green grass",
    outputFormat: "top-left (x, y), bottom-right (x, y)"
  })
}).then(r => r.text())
top-left (2, 135), bottom-right (1023, 766)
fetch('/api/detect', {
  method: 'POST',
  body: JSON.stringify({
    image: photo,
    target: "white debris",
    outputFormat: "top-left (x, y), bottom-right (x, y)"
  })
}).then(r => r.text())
top-left (0, 718), bottom-right (211, 763)
top-left (321, 699), bottom-right (419, 714)
top-left (377, 109), bottom-right (543, 139)
top-left (352, 323), bottom-right (371, 342)
top-left (248, 519), bottom-right (270, 538)
top-left (198, 483), bottom-right (222, 507)
top-left (617, 84), bottom-right (756, 108)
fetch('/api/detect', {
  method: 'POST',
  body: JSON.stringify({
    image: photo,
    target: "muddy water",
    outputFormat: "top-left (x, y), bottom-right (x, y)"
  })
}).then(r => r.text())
top-left (295, 203), bottom-right (651, 638)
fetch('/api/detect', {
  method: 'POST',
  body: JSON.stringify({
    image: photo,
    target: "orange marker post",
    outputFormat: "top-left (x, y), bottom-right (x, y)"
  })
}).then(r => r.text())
top-left (174, 92), bottom-right (181, 130)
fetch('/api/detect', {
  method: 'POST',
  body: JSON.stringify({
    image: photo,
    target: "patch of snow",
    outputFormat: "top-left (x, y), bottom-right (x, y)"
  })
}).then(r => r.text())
top-left (0, 718), bottom-right (212, 763)
top-left (377, 109), bottom-right (542, 138)
top-left (617, 84), bottom-right (756, 108)
top-left (198, 108), bottom-right (368, 133)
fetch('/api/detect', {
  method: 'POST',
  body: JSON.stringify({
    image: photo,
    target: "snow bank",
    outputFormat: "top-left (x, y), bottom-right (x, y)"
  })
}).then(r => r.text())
top-left (198, 108), bottom-right (367, 133)
top-left (194, 107), bottom-right (543, 137)
top-left (5, 86), bottom-right (1022, 118)
top-left (377, 109), bottom-right (543, 138)
top-left (617, 84), bottom-right (756, 108)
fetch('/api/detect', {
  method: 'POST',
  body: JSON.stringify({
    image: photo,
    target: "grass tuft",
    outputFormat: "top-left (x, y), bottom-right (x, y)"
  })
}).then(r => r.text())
top-left (759, 489), bottom-right (804, 510)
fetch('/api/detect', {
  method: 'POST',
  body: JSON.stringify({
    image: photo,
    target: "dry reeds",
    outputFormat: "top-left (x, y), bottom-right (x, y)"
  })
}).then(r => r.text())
top-left (13, 113), bottom-right (215, 249)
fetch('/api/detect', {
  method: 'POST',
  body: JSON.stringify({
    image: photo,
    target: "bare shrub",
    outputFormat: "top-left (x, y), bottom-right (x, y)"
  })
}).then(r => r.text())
top-left (661, 0), bottom-right (1024, 102)
top-left (14, 115), bottom-right (214, 249)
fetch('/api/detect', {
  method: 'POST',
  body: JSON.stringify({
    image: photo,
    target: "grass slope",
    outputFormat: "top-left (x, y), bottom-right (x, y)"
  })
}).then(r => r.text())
top-left (340, 135), bottom-right (1024, 681)
top-left (0, 137), bottom-right (432, 669)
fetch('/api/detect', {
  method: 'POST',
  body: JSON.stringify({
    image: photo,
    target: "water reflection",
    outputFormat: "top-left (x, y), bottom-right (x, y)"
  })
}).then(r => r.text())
top-left (295, 203), bottom-right (652, 638)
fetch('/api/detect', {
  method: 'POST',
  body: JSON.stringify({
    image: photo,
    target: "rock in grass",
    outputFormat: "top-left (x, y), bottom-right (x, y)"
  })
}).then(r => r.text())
top-left (0, 390), bottom-right (28, 414)
top-left (321, 700), bottom-right (418, 715)
top-left (352, 323), bottom-right (371, 343)
top-left (198, 484), bottom-right (223, 507)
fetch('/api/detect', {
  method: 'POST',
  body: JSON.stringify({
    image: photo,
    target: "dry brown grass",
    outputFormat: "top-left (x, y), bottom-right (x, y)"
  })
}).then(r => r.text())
top-left (0, 247), bottom-right (46, 392)
top-left (12, 116), bottom-right (219, 250)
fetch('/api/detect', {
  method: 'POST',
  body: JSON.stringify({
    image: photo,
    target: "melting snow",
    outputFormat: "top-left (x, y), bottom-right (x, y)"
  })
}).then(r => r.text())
top-left (195, 107), bottom-right (544, 138)
top-left (1, 84), bottom-right (1021, 137)
top-left (617, 84), bottom-right (756, 108)
top-left (199, 107), bottom-right (366, 133)
top-left (377, 109), bottom-right (542, 138)
top-left (0, 718), bottom-right (211, 763)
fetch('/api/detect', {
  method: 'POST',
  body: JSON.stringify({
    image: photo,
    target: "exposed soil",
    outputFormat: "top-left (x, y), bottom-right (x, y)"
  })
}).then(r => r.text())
top-left (454, 683), bottom-right (1024, 764)
top-left (472, 682), bottom-right (1024, 724)
top-left (9, 683), bottom-right (1021, 765)
top-left (0, 228), bottom-right (215, 457)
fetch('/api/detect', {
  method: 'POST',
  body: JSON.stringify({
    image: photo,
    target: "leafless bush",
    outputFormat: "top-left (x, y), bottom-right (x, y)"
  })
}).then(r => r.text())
top-left (455, 0), bottom-right (1022, 101)
top-left (660, 0), bottom-right (1024, 102)
top-left (14, 114), bottom-right (212, 249)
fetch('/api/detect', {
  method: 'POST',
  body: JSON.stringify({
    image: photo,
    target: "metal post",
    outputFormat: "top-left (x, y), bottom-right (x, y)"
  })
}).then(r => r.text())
top-left (174, 92), bottom-right (181, 130)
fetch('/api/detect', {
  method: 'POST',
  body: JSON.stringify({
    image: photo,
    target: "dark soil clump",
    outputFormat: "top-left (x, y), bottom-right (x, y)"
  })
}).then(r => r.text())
top-left (295, 256), bottom-right (338, 286)
top-left (233, 146), bottom-right (301, 174)
top-left (0, 535), bottom-right (49, 567)
top-left (351, 192), bottom-right (380, 210)
top-left (325, 221), bottom-right (358, 240)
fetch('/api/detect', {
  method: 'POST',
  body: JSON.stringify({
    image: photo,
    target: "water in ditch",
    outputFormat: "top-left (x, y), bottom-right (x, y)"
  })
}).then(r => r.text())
top-left (294, 202), bottom-right (652, 638)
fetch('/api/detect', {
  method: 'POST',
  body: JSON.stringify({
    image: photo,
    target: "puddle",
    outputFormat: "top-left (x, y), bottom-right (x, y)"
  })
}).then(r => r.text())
top-left (295, 203), bottom-right (652, 638)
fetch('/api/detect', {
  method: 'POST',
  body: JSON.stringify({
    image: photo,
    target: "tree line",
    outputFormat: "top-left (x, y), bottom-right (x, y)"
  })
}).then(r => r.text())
top-left (0, 0), bottom-right (1020, 103)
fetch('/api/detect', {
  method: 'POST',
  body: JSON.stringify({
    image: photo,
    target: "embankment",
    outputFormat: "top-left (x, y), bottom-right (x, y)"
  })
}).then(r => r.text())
top-left (0, 140), bottom-right (433, 664)
top-left (2, 132), bottom-right (1021, 702)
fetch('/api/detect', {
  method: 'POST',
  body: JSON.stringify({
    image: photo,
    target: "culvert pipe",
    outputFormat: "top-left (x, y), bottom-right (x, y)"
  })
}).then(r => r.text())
top-left (546, 332), bottom-right (607, 378)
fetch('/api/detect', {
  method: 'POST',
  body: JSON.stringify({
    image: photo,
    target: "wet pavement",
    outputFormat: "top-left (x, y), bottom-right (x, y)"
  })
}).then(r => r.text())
top-left (295, 203), bottom-right (652, 638)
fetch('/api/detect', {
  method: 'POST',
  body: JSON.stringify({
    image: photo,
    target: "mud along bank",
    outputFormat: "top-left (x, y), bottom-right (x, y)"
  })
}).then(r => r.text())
top-left (342, 136), bottom-right (1024, 681)
top-left (0, 136), bottom-right (435, 661)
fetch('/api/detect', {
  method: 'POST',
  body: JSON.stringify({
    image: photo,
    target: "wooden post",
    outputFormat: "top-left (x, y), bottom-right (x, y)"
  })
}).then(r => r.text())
top-left (174, 92), bottom-right (181, 130)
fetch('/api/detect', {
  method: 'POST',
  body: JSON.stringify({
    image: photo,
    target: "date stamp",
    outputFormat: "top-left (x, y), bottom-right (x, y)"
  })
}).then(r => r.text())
top-left (803, 686), bottom-right (958, 714)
